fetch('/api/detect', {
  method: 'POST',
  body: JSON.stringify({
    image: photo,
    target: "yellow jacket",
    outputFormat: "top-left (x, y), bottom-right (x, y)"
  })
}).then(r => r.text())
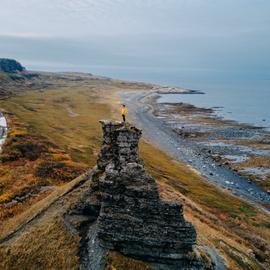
top-left (121, 107), bottom-right (128, 115)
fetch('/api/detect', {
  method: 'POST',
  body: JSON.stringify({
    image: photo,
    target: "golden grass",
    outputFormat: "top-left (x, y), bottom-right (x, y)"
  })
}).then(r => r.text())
top-left (0, 87), bottom-right (109, 165)
top-left (104, 252), bottom-right (153, 270)
top-left (0, 171), bottom-right (90, 240)
top-left (0, 172), bottom-right (89, 270)
top-left (0, 216), bottom-right (80, 270)
top-left (0, 114), bottom-right (87, 221)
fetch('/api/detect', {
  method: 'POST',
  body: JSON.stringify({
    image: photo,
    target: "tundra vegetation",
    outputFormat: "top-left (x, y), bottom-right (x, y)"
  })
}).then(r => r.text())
top-left (0, 72), bottom-right (269, 270)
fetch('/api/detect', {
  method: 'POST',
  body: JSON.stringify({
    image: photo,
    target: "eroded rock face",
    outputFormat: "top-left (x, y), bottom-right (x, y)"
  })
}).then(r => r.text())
top-left (92, 120), bottom-right (197, 263)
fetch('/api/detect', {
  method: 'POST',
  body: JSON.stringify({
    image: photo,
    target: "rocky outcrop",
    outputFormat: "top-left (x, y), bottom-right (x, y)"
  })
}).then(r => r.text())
top-left (69, 120), bottom-right (219, 269)
top-left (95, 120), bottom-right (196, 260)
top-left (0, 59), bottom-right (25, 73)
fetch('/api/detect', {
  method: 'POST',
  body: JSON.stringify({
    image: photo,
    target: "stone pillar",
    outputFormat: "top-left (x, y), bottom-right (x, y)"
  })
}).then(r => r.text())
top-left (97, 120), bottom-right (142, 170)
top-left (95, 120), bottom-right (197, 264)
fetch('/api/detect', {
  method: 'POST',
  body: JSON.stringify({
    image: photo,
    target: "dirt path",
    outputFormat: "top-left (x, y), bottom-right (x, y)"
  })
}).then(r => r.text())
top-left (120, 90), bottom-right (270, 213)
top-left (0, 171), bottom-right (92, 245)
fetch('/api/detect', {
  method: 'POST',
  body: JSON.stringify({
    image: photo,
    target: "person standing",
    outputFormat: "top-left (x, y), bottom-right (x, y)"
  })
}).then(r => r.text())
top-left (121, 104), bottom-right (128, 122)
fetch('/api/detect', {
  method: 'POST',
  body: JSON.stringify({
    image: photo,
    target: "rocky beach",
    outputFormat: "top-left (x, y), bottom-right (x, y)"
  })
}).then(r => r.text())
top-left (120, 88), bottom-right (270, 212)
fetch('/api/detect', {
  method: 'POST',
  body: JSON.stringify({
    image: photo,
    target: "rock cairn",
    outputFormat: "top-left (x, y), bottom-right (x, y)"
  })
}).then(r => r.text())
top-left (91, 120), bottom-right (197, 263)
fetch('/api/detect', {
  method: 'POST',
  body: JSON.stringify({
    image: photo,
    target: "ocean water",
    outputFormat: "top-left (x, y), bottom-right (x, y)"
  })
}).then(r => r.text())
top-left (157, 79), bottom-right (270, 129)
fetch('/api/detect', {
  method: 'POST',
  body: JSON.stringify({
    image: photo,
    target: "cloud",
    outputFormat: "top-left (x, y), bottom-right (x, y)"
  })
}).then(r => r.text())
top-left (0, 0), bottom-right (269, 80)
top-left (1, 0), bottom-right (269, 38)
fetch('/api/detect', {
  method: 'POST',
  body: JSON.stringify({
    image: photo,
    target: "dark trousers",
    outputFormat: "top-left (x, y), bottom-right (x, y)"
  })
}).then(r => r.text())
top-left (122, 114), bottom-right (126, 122)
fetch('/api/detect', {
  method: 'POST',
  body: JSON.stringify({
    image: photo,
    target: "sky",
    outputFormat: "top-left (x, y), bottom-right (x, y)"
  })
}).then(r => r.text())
top-left (0, 0), bottom-right (270, 83)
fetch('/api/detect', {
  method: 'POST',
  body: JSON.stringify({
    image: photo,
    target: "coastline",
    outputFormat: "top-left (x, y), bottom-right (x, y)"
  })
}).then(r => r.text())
top-left (156, 86), bottom-right (270, 130)
top-left (120, 89), bottom-right (270, 211)
top-left (154, 93), bottom-right (270, 188)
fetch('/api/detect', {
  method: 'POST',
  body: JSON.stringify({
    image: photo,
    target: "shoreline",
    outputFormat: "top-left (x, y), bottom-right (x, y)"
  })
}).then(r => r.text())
top-left (120, 89), bottom-right (270, 212)
top-left (157, 91), bottom-right (270, 131)
top-left (150, 88), bottom-right (270, 189)
top-left (151, 91), bottom-right (270, 192)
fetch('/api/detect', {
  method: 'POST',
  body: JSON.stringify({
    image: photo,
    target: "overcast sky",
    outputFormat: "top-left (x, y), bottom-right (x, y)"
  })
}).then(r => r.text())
top-left (0, 0), bottom-right (269, 83)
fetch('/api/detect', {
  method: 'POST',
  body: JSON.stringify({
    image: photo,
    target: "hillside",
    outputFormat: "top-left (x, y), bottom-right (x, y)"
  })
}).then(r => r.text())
top-left (0, 59), bottom-right (25, 73)
top-left (0, 66), bottom-right (269, 269)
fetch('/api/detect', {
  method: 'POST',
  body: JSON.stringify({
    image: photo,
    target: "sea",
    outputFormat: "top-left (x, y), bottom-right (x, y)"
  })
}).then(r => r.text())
top-left (157, 79), bottom-right (270, 129)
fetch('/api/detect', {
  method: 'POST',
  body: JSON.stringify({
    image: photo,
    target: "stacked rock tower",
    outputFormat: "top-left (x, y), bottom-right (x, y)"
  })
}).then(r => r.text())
top-left (91, 120), bottom-right (197, 264)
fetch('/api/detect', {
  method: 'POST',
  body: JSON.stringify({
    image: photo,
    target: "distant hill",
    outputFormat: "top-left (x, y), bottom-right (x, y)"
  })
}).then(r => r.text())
top-left (0, 58), bottom-right (25, 73)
